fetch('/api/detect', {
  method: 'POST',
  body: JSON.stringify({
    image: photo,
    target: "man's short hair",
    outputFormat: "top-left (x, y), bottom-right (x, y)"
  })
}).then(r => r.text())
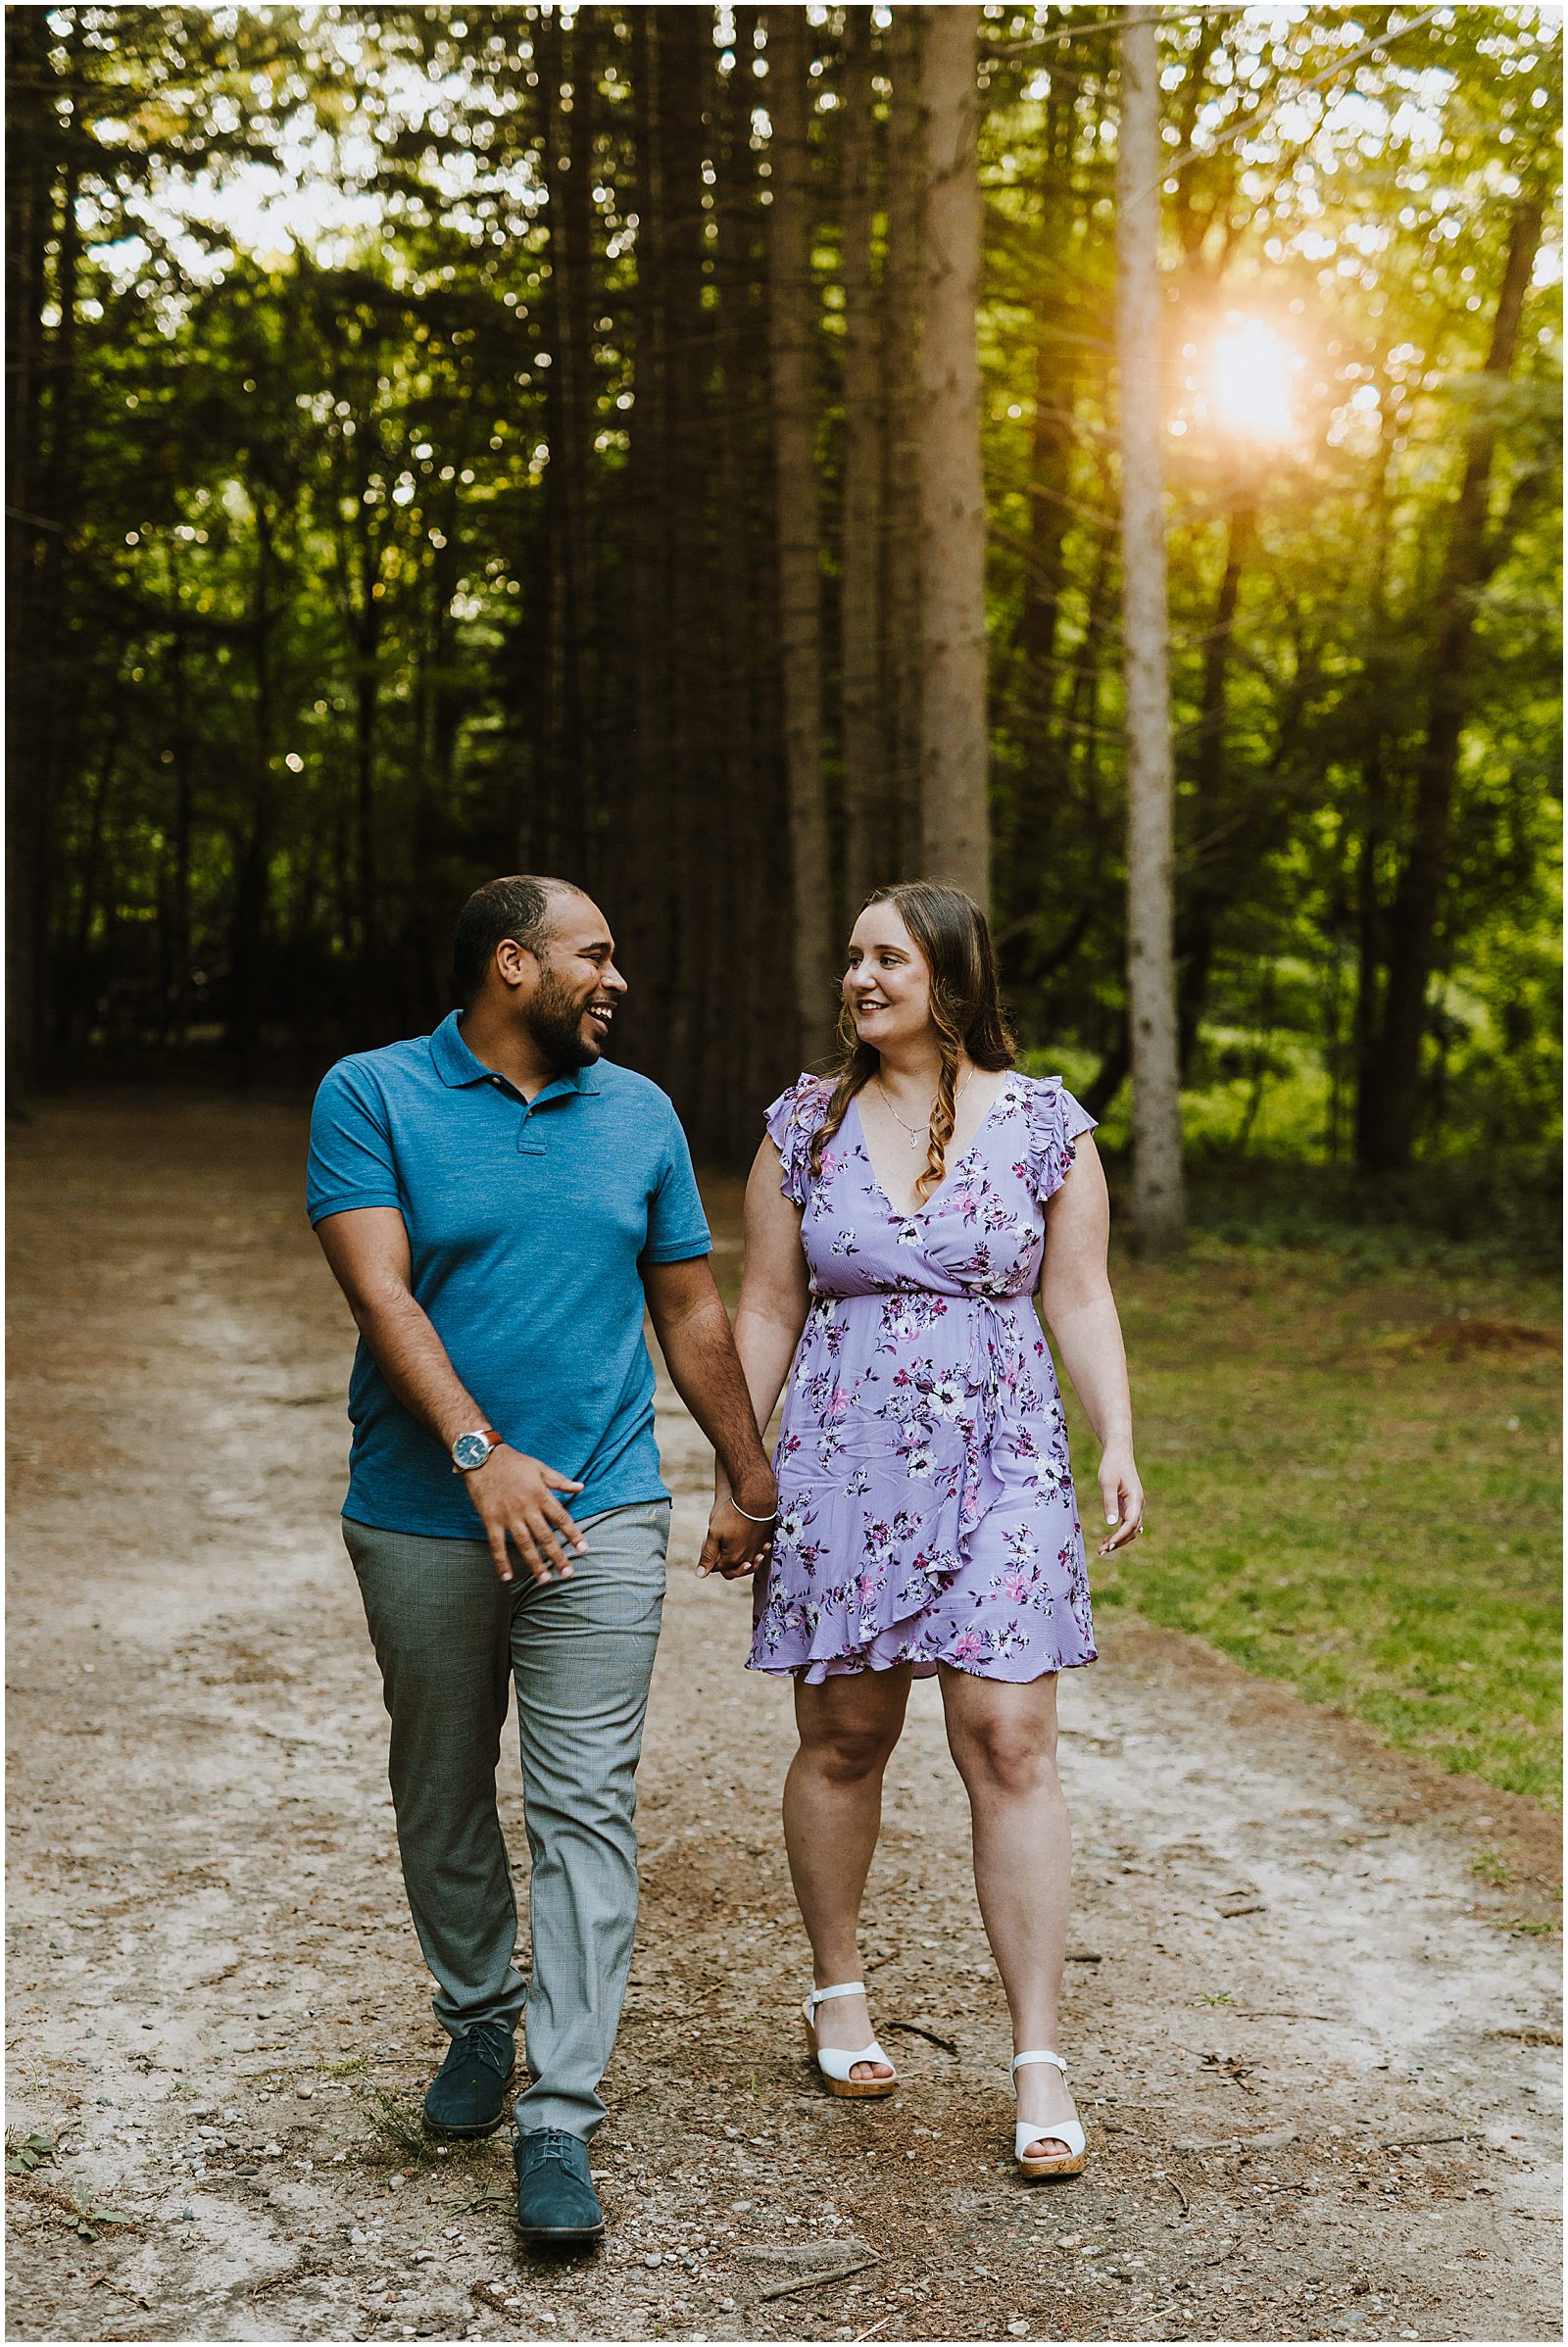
top-left (452, 876), bottom-right (580, 1005)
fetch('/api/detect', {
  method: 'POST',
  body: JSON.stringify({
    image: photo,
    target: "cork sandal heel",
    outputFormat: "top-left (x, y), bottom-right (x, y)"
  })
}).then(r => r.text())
top-left (1011, 2049), bottom-right (1088, 2178)
top-left (802, 1982), bottom-right (898, 2099)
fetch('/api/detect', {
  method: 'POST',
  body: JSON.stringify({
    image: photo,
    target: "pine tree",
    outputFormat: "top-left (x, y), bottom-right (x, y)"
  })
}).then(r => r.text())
top-left (1115, 4), bottom-right (1185, 1256)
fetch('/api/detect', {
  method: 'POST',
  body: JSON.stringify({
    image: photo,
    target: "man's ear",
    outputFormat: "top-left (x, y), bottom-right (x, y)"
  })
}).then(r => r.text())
top-left (493, 938), bottom-right (540, 994)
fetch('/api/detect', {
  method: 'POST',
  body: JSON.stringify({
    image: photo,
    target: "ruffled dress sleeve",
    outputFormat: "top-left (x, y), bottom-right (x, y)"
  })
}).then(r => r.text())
top-left (1023, 1075), bottom-right (1098, 1205)
top-left (762, 1074), bottom-right (833, 1208)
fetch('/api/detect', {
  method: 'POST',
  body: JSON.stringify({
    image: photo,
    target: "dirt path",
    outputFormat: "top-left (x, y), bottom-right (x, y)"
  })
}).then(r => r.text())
top-left (6, 1094), bottom-right (1561, 2346)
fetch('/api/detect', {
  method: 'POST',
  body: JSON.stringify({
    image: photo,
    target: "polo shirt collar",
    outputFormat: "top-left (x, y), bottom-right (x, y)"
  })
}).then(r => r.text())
top-left (428, 1009), bottom-right (603, 1098)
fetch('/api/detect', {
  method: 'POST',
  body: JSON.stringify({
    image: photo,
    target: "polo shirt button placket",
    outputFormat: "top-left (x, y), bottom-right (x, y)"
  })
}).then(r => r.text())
top-left (517, 1100), bottom-right (546, 1157)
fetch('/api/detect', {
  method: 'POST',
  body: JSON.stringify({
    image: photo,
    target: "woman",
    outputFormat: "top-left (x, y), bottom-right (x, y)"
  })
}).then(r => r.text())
top-left (710, 882), bottom-right (1144, 2178)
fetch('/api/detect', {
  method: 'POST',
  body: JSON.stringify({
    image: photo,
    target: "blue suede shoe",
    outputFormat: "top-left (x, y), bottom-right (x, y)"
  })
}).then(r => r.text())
top-left (422, 2022), bottom-right (515, 2138)
top-left (514, 2127), bottom-right (605, 2247)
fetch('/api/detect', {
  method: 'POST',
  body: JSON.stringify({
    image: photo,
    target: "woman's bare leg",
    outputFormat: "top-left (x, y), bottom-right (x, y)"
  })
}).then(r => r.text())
top-left (940, 1666), bottom-right (1078, 2156)
top-left (783, 1666), bottom-right (912, 2080)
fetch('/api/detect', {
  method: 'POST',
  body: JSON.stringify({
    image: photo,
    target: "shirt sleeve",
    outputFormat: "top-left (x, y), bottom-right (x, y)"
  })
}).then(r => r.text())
top-left (640, 1103), bottom-right (712, 1263)
top-left (307, 1059), bottom-right (405, 1226)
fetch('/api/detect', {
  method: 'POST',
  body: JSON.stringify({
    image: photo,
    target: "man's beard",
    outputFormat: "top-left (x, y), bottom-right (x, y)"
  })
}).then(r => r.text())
top-left (523, 969), bottom-right (598, 1072)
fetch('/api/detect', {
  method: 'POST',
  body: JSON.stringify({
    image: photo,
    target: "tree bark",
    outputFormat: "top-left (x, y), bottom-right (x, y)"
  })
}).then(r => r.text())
top-left (917, 4), bottom-right (990, 907)
top-left (1175, 483), bottom-right (1254, 1070)
top-left (839, 5), bottom-right (887, 911)
top-left (1019, 85), bottom-right (1077, 733)
top-left (659, 4), bottom-right (721, 1139)
top-left (881, 7), bottom-right (925, 874)
top-left (765, 7), bottom-right (836, 1066)
top-left (713, 9), bottom-right (793, 1151)
top-left (10, 12), bottom-right (85, 1102)
top-left (1115, 5), bottom-right (1186, 1257)
top-left (5, 5), bottom-right (54, 1104)
top-left (228, 493), bottom-right (278, 1077)
top-left (1358, 193), bottom-right (1545, 1173)
top-left (536, 6), bottom-right (599, 885)
top-left (617, 9), bottom-right (675, 1083)
top-left (352, 535), bottom-right (380, 967)
top-left (168, 588), bottom-right (195, 1047)
top-left (1000, 80), bottom-right (1079, 960)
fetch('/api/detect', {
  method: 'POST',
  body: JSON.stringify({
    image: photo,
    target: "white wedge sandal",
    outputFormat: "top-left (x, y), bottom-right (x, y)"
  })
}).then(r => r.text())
top-left (1011, 2049), bottom-right (1088, 2177)
top-left (802, 1982), bottom-right (899, 2099)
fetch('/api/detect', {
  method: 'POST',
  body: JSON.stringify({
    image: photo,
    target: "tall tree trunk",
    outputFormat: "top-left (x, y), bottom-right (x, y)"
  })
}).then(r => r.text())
top-left (721, 7), bottom-right (798, 1136)
top-left (710, 9), bottom-right (794, 1150)
top-left (229, 497), bottom-right (277, 1076)
top-left (616, 10), bottom-right (675, 1086)
top-left (881, 7), bottom-right (925, 873)
top-left (1115, 5), bottom-right (1186, 1257)
top-left (168, 595), bottom-right (195, 1048)
top-left (1175, 483), bottom-right (1254, 1069)
top-left (353, 572), bottom-right (380, 969)
top-left (917, 4), bottom-right (990, 907)
top-left (1001, 81), bottom-right (1079, 963)
top-left (1019, 85), bottom-right (1077, 733)
top-left (537, 6), bottom-right (599, 885)
top-left (5, 5), bottom-right (54, 1105)
top-left (1358, 193), bottom-right (1545, 1173)
top-left (11, 13), bottom-right (85, 1102)
top-left (69, 712), bottom-right (122, 1051)
top-left (839, 5), bottom-right (887, 910)
top-left (660, 5), bottom-right (720, 1140)
top-left (765, 7), bottom-right (835, 1066)
top-left (1350, 399), bottom-right (1396, 1168)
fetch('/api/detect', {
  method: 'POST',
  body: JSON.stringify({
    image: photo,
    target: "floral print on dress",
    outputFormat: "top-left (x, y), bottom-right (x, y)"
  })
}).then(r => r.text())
top-left (749, 1069), bottom-right (1100, 1685)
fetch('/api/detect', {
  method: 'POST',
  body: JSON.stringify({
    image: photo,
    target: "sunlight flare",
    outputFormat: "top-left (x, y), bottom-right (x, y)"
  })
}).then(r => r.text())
top-left (1208, 318), bottom-right (1300, 446)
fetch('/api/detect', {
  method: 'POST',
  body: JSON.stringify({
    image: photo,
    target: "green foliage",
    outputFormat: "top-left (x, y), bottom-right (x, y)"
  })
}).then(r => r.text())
top-left (357, 2084), bottom-right (443, 2168)
top-left (14, 4), bottom-right (1562, 1178)
top-left (5, 2131), bottom-right (56, 2176)
top-left (355, 2083), bottom-right (484, 2171)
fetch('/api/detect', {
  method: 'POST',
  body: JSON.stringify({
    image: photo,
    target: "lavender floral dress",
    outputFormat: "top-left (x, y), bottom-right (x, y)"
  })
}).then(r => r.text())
top-left (748, 1070), bottom-right (1100, 1685)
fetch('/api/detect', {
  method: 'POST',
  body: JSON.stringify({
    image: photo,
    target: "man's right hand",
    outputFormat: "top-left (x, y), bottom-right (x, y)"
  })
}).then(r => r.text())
top-left (464, 1446), bottom-right (588, 1585)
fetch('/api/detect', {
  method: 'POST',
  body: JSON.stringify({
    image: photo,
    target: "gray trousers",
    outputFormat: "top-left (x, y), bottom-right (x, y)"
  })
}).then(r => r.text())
top-left (343, 1499), bottom-right (669, 2140)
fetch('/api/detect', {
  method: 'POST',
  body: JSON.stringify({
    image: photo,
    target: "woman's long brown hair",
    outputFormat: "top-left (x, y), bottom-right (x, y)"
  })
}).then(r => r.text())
top-left (810, 882), bottom-right (1016, 1203)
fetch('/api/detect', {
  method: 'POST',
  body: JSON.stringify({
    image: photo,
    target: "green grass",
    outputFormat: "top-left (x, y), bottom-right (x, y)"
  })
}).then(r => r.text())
top-left (1065, 1243), bottom-right (1561, 1805)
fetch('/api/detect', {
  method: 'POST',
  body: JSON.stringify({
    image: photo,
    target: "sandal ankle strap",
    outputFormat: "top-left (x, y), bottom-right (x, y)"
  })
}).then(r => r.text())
top-left (1010, 2048), bottom-right (1068, 2078)
top-left (806, 1981), bottom-right (867, 2012)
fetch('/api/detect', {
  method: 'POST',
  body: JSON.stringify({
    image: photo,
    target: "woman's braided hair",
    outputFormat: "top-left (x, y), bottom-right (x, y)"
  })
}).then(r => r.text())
top-left (809, 882), bottom-right (1016, 1203)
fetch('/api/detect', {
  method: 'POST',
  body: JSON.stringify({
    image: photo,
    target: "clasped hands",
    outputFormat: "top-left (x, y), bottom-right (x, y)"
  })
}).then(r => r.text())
top-left (460, 1442), bottom-right (776, 1587)
top-left (697, 1479), bottom-right (778, 1582)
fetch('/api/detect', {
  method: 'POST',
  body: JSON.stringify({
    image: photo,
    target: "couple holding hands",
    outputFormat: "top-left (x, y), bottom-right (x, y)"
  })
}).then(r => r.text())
top-left (307, 872), bottom-right (1144, 2246)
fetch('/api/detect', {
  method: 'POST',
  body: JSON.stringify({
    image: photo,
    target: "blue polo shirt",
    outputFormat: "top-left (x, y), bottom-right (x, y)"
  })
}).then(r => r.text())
top-left (307, 1011), bottom-right (710, 1539)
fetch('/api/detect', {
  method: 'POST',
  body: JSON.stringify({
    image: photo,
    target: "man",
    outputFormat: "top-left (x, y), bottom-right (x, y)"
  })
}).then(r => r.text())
top-left (307, 876), bottom-right (776, 2246)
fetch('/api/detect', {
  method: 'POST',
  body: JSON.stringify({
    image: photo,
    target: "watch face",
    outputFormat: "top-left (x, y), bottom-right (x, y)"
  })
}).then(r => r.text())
top-left (453, 1432), bottom-right (493, 1471)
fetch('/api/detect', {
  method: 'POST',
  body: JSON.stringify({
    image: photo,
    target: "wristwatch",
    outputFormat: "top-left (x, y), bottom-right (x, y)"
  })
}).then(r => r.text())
top-left (451, 1427), bottom-right (503, 1474)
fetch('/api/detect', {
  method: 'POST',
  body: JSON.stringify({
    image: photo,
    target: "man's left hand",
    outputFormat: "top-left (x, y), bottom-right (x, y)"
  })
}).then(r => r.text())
top-left (698, 1491), bottom-right (775, 1581)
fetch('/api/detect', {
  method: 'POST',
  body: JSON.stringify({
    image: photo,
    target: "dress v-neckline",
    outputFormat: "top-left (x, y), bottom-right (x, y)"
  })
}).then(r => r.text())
top-left (850, 1075), bottom-right (1015, 1222)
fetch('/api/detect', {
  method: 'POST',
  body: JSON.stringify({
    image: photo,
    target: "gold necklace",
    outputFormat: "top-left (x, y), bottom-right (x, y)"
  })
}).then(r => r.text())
top-left (873, 1072), bottom-right (971, 1152)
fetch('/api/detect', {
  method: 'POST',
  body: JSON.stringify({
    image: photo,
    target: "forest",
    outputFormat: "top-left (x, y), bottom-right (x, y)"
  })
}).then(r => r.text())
top-left (7, 3), bottom-right (1562, 1196)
